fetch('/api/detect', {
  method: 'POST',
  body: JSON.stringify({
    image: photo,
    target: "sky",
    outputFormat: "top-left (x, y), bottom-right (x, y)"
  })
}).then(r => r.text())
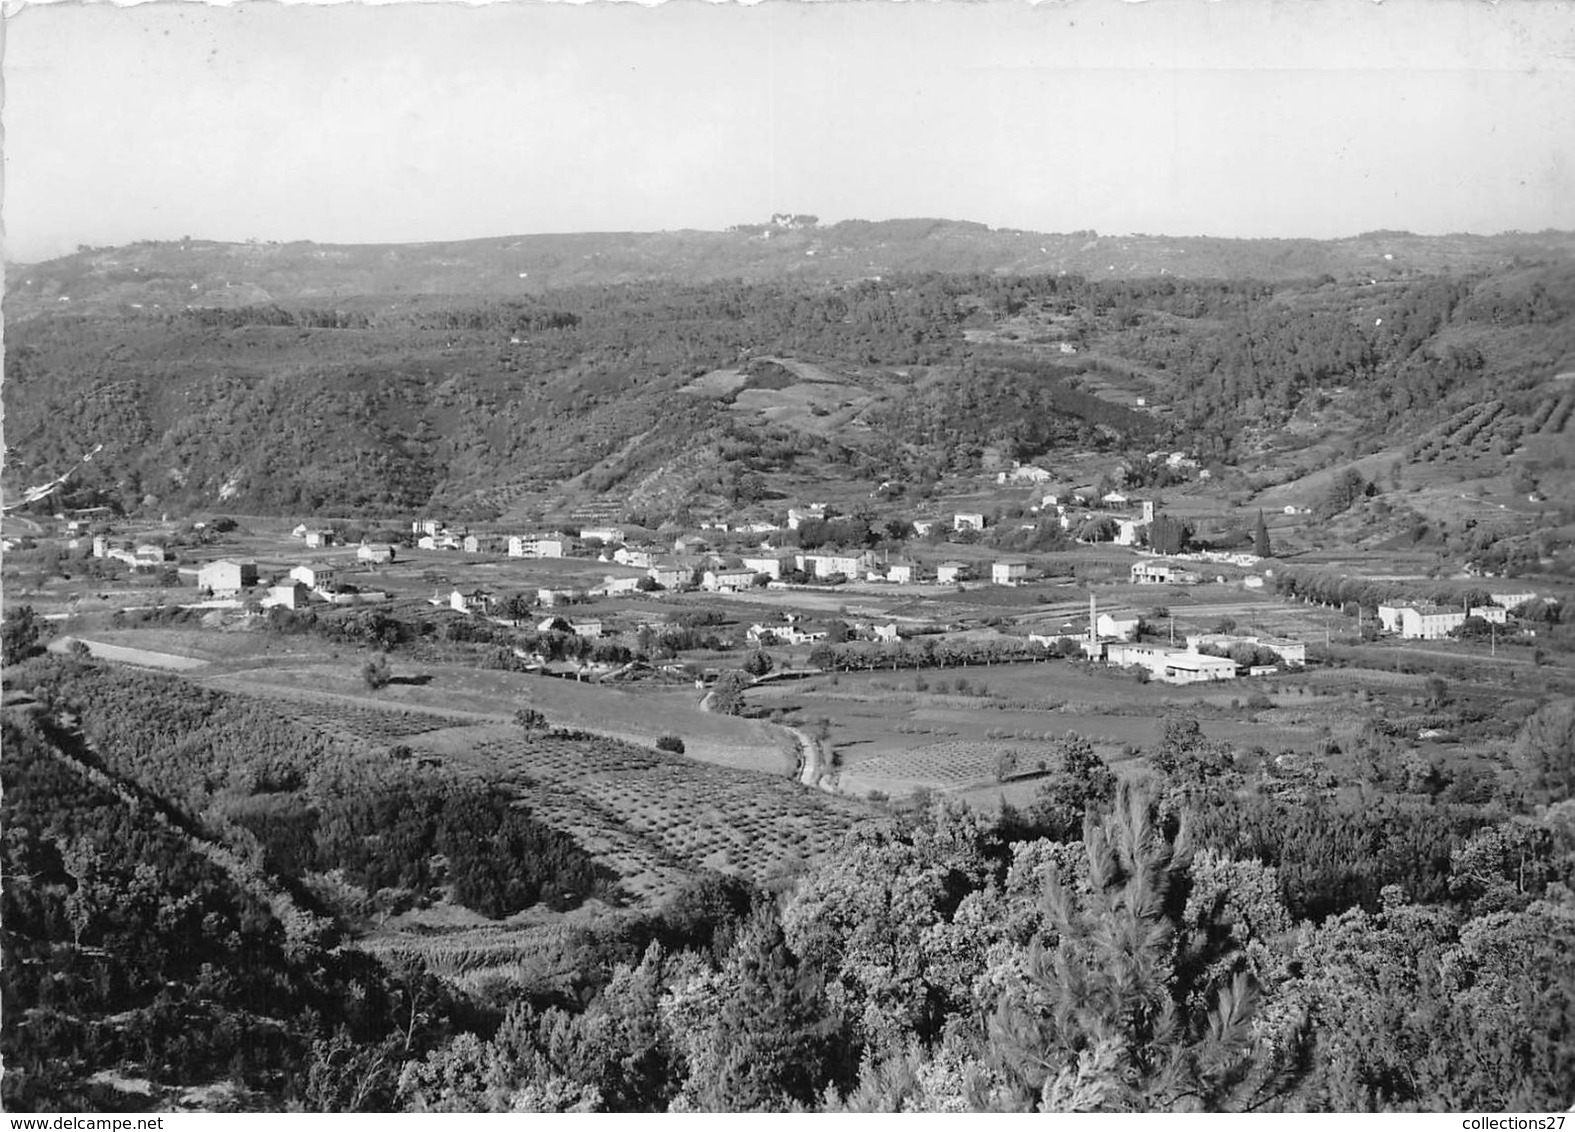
top-left (4, 0), bottom-right (1575, 263)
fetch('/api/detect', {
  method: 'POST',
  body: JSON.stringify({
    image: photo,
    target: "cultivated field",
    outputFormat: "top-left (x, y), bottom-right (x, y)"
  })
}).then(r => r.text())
top-left (198, 656), bottom-right (797, 775)
top-left (753, 661), bottom-right (1332, 802)
top-left (166, 657), bottom-right (862, 905)
top-left (203, 693), bottom-right (865, 905)
top-left (457, 728), bottom-right (862, 899)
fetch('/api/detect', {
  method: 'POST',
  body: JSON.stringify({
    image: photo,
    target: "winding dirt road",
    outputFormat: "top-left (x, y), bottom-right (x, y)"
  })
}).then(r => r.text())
top-left (700, 683), bottom-right (838, 794)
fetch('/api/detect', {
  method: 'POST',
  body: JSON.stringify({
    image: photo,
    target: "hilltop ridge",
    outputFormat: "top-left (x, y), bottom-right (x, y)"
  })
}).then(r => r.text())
top-left (10, 219), bottom-right (1575, 318)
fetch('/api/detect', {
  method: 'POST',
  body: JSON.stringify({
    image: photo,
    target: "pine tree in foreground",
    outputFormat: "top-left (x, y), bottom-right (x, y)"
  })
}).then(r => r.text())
top-left (981, 783), bottom-right (1308, 1111)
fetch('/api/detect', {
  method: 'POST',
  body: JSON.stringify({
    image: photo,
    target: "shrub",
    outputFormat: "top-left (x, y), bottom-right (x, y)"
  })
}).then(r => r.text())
top-left (656, 735), bottom-right (686, 754)
top-left (2, 605), bottom-right (47, 666)
top-left (709, 671), bottom-right (751, 716)
top-left (361, 655), bottom-right (391, 691)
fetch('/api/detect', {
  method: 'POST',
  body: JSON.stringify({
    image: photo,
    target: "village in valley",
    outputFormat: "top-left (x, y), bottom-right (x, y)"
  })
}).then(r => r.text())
top-left (9, 430), bottom-right (1564, 807)
top-left (12, 479), bottom-right (1332, 697)
top-left (49, 450), bottom-right (1555, 676)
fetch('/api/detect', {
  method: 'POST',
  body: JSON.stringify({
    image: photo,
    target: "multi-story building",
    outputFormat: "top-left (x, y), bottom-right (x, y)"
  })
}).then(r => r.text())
top-left (198, 558), bottom-right (258, 594)
top-left (1131, 561), bottom-right (1201, 585)
top-left (509, 535), bottom-right (566, 559)
top-left (1379, 603), bottom-right (1468, 640)
top-left (702, 568), bottom-right (757, 592)
top-left (795, 551), bottom-right (870, 580)
top-left (936, 561), bottom-right (969, 585)
top-left (991, 560), bottom-right (1028, 586)
top-left (741, 556), bottom-right (783, 580)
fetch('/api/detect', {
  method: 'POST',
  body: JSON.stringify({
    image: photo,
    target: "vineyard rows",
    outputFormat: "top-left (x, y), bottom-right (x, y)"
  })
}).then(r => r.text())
top-left (1407, 389), bottom-right (1574, 465)
top-left (1537, 391), bottom-right (1575, 435)
top-left (852, 738), bottom-right (1063, 786)
top-left (248, 697), bottom-right (465, 742)
top-left (453, 732), bottom-right (860, 899)
top-left (263, 693), bottom-right (865, 901)
top-left (1405, 400), bottom-right (1520, 463)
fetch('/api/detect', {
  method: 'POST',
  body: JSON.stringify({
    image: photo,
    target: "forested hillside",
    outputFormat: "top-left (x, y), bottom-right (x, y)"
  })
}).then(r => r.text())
top-left (6, 659), bottom-right (610, 922)
top-left (0, 707), bottom-right (442, 1111)
top-left (1091, 266), bottom-right (1575, 463)
top-left (3, 279), bottom-right (968, 517)
top-left (0, 655), bottom-right (617, 1109)
top-left (5, 251), bottom-right (1573, 523)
